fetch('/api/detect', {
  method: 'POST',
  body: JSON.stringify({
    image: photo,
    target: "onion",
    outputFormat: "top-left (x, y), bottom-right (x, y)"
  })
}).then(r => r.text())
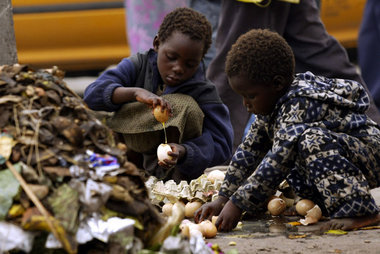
top-left (181, 222), bottom-right (203, 237)
top-left (267, 198), bottom-right (286, 216)
top-left (189, 223), bottom-right (203, 234)
top-left (207, 170), bottom-right (225, 183)
top-left (162, 203), bottom-right (173, 216)
top-left (180, 224), bottom-right (190, 237)
top-left (295, 199), bottom-right (315, 216)
top-left (153, 105), bottom-right (169, 123)
top-left (184, 201), bottom-right (202, 218)
top-left (157, 143), bottom-right (173, 162)
top-left (199, 220), bottom-right (218, 238)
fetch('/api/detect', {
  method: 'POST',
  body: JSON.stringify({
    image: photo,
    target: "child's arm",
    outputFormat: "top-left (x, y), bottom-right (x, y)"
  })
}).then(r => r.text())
top-left (226, 116), bottom-right (307, 214)
top-left (83, 58), bottom-right (171, 112)
top-left (194, 116), bottom-right (272, 230)
top-left (112, 87), bottom-right (170, 109)
top-left (83, 58), bottom-right (136, 111)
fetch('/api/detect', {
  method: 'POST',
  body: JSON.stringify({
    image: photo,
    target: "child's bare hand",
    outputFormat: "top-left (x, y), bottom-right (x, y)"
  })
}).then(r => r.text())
top-left (134, 88), bottom-right (171, 111)
top-left (158, 143), bottom-right (186, 169)
top-left (194, 196), bottom-right (228, 223)
top-left (215, 200), bottom-right (242, 232)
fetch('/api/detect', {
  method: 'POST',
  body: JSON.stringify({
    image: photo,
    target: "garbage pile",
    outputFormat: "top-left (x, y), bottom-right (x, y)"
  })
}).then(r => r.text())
top-left (0, 65), bottom-right (163, 253)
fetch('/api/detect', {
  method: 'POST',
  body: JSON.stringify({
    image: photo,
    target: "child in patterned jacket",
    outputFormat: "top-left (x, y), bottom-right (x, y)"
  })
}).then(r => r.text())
top-left (195, 29), bottom-right (380, 232)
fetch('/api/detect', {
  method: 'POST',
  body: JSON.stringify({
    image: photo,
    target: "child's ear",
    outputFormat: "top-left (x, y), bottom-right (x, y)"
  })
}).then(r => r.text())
top-left (153, 35), bottom-right (160, 52)
top-left (272, 75), bottom-right (287, 91)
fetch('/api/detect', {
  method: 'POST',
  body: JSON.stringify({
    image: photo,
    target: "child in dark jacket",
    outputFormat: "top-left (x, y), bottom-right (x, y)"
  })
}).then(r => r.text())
top-left (195, 29), bottom-right (380, 232)
top-left (83, 7), bottom-right (233, 182)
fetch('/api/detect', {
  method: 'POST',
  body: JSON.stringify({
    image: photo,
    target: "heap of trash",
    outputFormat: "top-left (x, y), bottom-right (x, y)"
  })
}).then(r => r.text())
top-left (0, 65), bottom-right (164, 253)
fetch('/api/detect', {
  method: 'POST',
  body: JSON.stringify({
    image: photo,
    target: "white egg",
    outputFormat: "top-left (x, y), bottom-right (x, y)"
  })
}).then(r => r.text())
top-left (206, 169), bottom-right (225, 183)
top-left (157, 143), bottom-right (173, 162)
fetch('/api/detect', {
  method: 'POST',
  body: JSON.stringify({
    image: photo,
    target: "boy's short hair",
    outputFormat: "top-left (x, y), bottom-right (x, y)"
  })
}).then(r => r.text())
top-left (226, 29), bottom-right (295, 84)
top-left (157, 7), bottom-right (212, 57)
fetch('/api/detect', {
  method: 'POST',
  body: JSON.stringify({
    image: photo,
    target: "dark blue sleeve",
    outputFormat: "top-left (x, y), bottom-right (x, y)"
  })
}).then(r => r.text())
top-left (83, 58), bottom-right (136, 112)
top-left (177, 103), bottom-right (233, 179)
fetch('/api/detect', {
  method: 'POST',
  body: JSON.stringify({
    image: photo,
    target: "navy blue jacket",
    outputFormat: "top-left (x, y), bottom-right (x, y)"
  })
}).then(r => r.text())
top-left (84, 50), bottom-right (233, 179)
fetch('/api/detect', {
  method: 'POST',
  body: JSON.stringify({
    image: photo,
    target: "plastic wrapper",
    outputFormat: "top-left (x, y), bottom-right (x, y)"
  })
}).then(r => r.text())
top-left (189, 234), bottom-right (214, 254)
top-left (0, 221), bottom-right (35, 253)
top-left (69, 178), bottom-right (112, 213)
top-left (45, 213), bottom-right (135, 249)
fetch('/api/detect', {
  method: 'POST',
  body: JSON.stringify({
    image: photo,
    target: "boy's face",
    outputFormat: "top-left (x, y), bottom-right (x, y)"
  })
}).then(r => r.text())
top-left (228, 74), bottom-right (283, 116)
top-left (154, 31), bottom-right (204, 87)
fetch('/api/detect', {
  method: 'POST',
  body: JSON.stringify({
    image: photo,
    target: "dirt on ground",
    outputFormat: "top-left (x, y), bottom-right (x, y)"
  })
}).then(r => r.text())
top-left (207, 188), bottom-right (380, 254)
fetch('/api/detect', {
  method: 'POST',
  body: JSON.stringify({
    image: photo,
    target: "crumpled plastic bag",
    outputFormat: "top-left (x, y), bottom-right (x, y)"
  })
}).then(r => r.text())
top-left (0, 221), bottom-right (35, 253)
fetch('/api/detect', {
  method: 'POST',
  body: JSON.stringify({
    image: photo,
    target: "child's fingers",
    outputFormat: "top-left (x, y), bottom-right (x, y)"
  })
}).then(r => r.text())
top-left (199, 206), bottom-right (214, 223)
top-left (158, 158), bottom-right (176, 169)
top-left (158, 99), bottom-right (172, 114)
top-left (218, 217), bottom-right (233, 232)
top-left (167, 151), bottom-right (179, 159)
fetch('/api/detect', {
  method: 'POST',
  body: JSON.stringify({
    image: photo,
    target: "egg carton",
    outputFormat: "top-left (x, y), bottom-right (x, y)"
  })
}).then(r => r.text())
top-left (145, 174), bottom-right (222, 204)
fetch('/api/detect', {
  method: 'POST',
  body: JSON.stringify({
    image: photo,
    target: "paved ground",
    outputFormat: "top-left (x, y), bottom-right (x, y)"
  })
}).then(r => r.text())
top-left (207, 188), bottom-right (380, 254)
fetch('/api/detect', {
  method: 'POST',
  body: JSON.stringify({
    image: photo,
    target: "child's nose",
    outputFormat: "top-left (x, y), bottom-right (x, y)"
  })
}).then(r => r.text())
top-left (173, 63), bottom-right (184, 75)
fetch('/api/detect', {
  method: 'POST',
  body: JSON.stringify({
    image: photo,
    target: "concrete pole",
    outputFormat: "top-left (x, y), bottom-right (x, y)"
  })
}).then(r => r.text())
top-left (0, 0), bottom-right (18, 65)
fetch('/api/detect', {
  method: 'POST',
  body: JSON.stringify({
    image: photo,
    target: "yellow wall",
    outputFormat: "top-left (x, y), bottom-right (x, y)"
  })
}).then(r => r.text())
top-left (320, 0), bottom-right (366, 48)
top-left (12, 0), bottom-right (130, 71)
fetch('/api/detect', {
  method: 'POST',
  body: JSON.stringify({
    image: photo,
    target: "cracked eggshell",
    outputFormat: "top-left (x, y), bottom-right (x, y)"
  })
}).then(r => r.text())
top-left (157, 143), bottom-right (173, 162)
top-left (267, 198), bottom-right (286, 216)
top-left (300, 204), bottom-right (322, 225)
top-left (295, 199), bottom-right (315, 216)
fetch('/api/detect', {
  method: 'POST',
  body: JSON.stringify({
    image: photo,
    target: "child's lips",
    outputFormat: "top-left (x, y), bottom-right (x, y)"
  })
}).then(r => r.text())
top-left (166, 75), bottom-right (180, 84)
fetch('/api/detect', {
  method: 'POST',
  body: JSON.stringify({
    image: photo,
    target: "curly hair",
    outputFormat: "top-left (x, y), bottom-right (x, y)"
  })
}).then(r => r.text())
top-left (226, 29), bottom-right (295, 84)
top-left (157, 7), bottom-right (212, 57)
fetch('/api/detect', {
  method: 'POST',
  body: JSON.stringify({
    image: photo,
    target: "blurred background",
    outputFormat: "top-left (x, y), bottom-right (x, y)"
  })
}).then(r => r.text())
top-left (11, 0), bottom-right (366, 95)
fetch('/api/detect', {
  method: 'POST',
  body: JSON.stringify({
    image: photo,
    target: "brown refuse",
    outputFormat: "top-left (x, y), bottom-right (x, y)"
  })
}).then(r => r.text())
top-left (0, 64), bottom-right (163, 253)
